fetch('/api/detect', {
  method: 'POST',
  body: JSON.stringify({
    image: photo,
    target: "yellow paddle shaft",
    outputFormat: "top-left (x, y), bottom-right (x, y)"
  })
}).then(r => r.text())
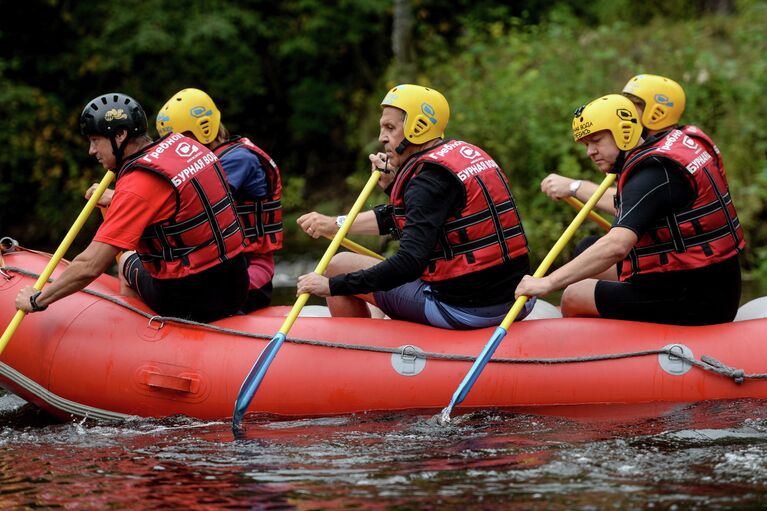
top-left (563, 196), bottom-right (612, 232)
top-left (0, 171), bottom-right (116, 355)
top-left (500, 173), bottom-right (617, 330)
top-left (277, 171), bottom-right (382, 336)
top-left (332, 237), bottom-right (385, 261)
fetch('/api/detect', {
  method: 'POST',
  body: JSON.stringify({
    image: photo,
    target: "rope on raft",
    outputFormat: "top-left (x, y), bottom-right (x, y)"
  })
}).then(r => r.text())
top-left (2, 265), bottom-right (761, 385)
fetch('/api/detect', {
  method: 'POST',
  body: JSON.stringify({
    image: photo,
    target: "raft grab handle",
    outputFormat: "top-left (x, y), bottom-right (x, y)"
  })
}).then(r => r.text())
top-left (139, 369), bottom-right (200, 393)
top-left (391, 345), bottom-right (426, 376)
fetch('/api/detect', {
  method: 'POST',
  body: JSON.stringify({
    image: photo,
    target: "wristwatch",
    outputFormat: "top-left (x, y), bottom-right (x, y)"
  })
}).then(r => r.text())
top-left (336, 215), bottom-right (347, 228)
top-left (29, 291), bottom-right (48, 312)
top-left (569, 180), bottom-right (583, 197)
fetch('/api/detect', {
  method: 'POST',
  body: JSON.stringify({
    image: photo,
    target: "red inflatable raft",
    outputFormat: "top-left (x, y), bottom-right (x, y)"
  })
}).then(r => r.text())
top-left (1, 247), bottom-right (766, 422)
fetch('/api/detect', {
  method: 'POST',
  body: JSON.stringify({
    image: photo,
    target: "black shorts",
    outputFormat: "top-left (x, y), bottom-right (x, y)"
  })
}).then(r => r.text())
top-left (123, 253), bottom-right (249, 322)
top-left (595, 256), bottom-right (741, 326)
top-left (242, 282), bottom-right (273, 313)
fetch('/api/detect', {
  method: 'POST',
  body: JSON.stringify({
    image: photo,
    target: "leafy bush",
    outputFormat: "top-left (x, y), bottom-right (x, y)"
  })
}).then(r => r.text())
top-left (403, 1), bottom-right (767, 272)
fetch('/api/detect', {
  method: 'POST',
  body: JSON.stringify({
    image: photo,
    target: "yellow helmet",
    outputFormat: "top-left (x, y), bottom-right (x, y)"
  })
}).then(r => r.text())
top-left (381, 84), bottom-right (449, 146)
top-left (622, 74), bottom-right (686, 130)
top-left (156, 88), bottom-right (221, 144)
top-left (572, 94), bottom-right (642, 151)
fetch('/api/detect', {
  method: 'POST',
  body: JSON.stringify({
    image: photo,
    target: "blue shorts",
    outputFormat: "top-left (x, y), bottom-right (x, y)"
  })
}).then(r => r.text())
top-left (374, 280), bottom-right (534, 330)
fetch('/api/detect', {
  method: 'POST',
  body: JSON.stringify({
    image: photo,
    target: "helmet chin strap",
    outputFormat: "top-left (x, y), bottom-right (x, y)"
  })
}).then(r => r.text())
top-left (395, 138), bottom-right (410, 155)
top-left (613, 150), bottom-right (627, 173)
top-left (396, 136), bottom-right (442, 156)
top-left (109, 134), bottom-right (131, 170)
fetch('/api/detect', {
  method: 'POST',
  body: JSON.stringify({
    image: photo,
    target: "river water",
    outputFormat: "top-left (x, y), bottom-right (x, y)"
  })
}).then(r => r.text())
top-left (2, 262), bottom-right (767, 509)
top-left (2, 393), bottom-right (767, 509)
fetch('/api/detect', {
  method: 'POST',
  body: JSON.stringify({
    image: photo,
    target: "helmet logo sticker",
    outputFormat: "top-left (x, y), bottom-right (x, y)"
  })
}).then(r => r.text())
top-left (156, 113), bottom-right (171, 136)
top-left (573, 119), bottom-right (593, 140)
top-left (421, 102), bottom-right (437, 125)
top-left (654, 93), bottom-right (674, 107)
top-left (175, 141), bottom-right (200, 158)
top-left (459, 145), bottom-right (481, 160)
top-left (104, 109), bottom-right (128, 122)
top-left (616, 108), bottom-right (635, 121)
top-left (189, 106), bottom-right (212, 118)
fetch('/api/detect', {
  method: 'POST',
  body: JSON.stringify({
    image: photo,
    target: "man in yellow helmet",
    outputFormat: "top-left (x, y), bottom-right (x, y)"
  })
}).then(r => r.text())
top-left (516, 94), bottom-right (744, 325)
top-left (296, 84), bottom-right (533, 329)
top-left (540, 74), bottom-right (724, 214)
top-left (152, 88), bottom-right (282, 312)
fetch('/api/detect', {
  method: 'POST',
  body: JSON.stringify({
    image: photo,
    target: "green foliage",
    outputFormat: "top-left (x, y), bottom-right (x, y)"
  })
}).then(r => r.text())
top-left (2, 0), bottom-right (767, 283)
top-left (0, 79), bottom-right (102, 245)
top-left (412, 1), bottom-right (767, 269)
top-left (0, 0), bottom-right (390, 248)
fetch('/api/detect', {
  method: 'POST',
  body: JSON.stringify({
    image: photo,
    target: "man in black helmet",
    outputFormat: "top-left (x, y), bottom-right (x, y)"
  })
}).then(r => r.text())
top-left (14, 93), bottom-right (249, 322)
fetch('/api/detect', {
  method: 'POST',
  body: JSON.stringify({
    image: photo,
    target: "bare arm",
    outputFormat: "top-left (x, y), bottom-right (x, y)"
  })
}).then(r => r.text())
top-left (297, 210), bottom-right (380, 239)
top-left (541, 174), bottom-right (617, 214)
top-left (298, 152), bottom-right (397, 240)
top-left (573, 180), bottom-right (617, 215)
top-left (85, 183), bottom-right (114, 207)
top-left (515, 227), bottom-right (637, 298)
top-left (15, 241), bottom-right (120, 312)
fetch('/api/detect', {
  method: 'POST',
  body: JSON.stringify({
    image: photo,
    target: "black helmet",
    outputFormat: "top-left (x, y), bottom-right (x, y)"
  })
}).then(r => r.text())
top-left (79, 93), bottom-right (147, 137)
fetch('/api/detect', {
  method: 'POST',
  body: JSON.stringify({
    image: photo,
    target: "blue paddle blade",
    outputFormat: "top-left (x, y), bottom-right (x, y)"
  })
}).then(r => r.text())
top-left (232, 332), bottom-right (286, 432)
top-left (439, 326), bottom-right (507, 425)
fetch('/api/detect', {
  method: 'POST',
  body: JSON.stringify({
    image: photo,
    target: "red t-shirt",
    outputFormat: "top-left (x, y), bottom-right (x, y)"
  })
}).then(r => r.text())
top-left (94, 171), bottom-right (176, 251)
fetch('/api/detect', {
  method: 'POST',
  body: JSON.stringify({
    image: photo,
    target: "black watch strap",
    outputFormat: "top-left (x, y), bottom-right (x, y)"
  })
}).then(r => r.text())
top-left (30, 291), bottom-right (48, 312)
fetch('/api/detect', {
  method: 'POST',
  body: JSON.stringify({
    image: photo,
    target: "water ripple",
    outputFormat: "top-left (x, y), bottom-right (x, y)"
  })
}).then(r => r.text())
top-left (1, 399), bottom-right (767, 508)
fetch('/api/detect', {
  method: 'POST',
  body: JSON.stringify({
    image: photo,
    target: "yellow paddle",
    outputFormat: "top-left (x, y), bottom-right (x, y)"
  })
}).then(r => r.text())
top-left (331, 236), bottom-right (385, 261)
top-left (0, 171), bottom-right (116, 356)
top-left (439, 172), bottom-right (617, 424)
top-left (563, 196), bottom-right (612, 231)
top-left (232, 170), bottom-right (383, 431)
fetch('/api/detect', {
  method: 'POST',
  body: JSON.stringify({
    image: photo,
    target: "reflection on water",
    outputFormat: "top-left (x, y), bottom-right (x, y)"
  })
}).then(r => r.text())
top-left (2, 392), bottom-right (767, 509)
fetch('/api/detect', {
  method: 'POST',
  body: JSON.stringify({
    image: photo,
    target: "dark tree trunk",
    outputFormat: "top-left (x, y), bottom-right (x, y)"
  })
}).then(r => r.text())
top-left (392, 0), bottom-right (416, 81)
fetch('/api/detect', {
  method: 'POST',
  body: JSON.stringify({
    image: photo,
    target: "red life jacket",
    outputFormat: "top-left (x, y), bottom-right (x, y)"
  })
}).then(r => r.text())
top-left (617, 128), bottom-right (744, 280)
top-left (389, 139), bottom-right (529, 281)
top-left (214, 137), bottom-right (283, 253)
top-left (119, 133), bottom-right (246, 279)
top-left (680, 124), bottom-right (727, 178)
top-left (611, 125), bottom-right (727, 213)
